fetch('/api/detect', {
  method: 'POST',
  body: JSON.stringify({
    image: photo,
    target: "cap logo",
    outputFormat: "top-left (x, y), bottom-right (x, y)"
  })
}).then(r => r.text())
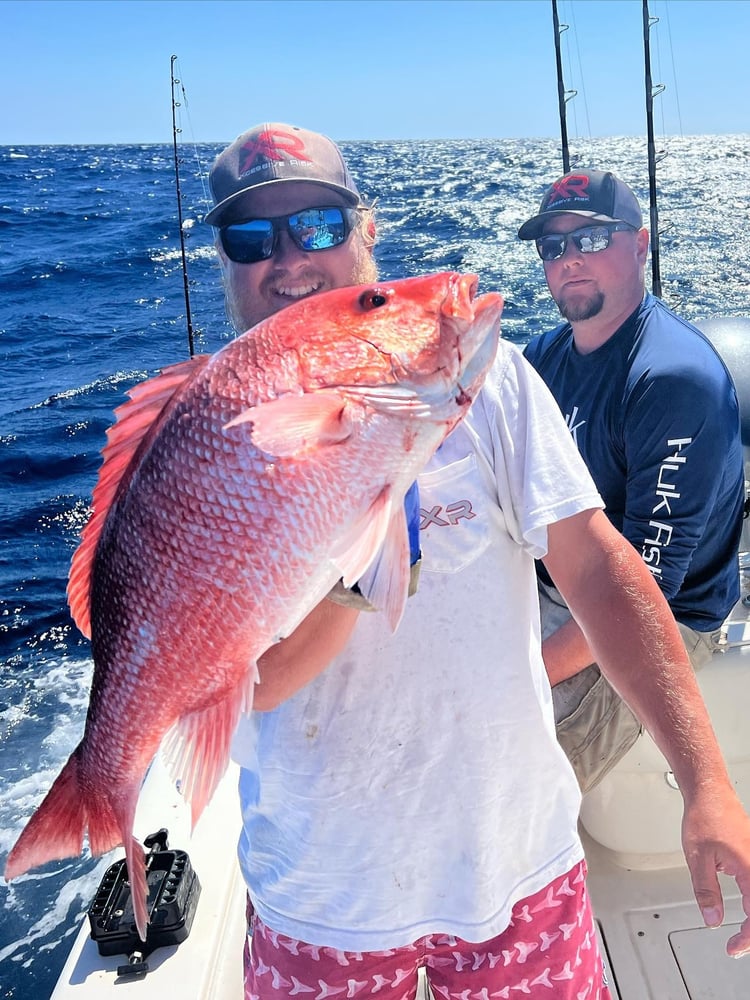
top-left (546, 174), bottom-right (590, 208)
top-left (238, 128), bottom-right (313, 176)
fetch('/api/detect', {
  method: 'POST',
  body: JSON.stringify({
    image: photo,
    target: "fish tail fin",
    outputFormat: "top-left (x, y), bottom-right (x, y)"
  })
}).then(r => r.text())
top-left (90, 784), bottom-right (146, 940)
top-left (4, 745), bottom-right (133, 881)
top-left (163, 667), bottom-right (256, 828)
top-left (125, 836), bottom-right (148, 942)
top-left (4, 749), bottom-right (89, 880)
top-left (5, 748), bottom-right (151, 940)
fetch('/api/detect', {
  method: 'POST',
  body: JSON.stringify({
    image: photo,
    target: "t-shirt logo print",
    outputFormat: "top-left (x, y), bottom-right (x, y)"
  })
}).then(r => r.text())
top-left (546, 175), bottom-right (590, 210)
top-left (238, 129), bottom-right (313, 176)
top-left (565, 405), bottom-right (586, 446)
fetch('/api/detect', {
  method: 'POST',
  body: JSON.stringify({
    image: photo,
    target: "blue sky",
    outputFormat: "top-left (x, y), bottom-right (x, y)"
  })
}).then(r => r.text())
top-left (3, 0), bottom-right (748, 145)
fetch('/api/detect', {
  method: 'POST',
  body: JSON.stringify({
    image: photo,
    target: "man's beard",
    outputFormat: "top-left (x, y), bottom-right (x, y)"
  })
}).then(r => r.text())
top-left (351, 252), bottom-right (378, 285)
top-left (556, 288), bottom-right (605, 323)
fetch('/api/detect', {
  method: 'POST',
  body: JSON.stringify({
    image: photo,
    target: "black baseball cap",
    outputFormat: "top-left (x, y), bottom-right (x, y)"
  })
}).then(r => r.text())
top-left (518, 169), bottom-right (643, 240)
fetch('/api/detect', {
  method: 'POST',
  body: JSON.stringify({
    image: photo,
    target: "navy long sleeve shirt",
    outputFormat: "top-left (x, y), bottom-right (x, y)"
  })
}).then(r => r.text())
top-left (524, 293), bottom-right (744, 630)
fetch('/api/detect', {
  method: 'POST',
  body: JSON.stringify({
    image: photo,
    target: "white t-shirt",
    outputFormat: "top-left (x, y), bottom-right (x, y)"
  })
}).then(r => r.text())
top-left (233, 340), bottom-right (603, 951)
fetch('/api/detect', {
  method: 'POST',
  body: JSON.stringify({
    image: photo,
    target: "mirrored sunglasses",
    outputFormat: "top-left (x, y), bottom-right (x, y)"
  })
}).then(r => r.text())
top-left (220, 206), bottom-right (360, 264)
top-left (535, 223), bottom-right (636, 262)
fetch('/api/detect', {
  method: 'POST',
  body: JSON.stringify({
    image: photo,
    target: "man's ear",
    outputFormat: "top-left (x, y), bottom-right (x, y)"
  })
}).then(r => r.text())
top-left (636, 226), bottom-right (650, 263)
top-left (365, 216), bottom-right (376, 250)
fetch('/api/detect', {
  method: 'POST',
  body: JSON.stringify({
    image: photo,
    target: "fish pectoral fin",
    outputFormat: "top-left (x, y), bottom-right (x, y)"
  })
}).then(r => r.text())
top-left (224, 391), bottom-right (353, 456)
top-left (354, 496), bottom-right (412, 631)
top-left (329, 487), bottom-right (412, 629)
top-left (67, 354), bottom-right (211, 639)
top-left (162, 667), bottom-right (256, 829)
top-left (330, 487), bottom-right (394, 588)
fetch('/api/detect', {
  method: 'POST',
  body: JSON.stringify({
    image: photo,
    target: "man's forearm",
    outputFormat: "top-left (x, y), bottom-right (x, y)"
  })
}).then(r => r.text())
top-left (253, 599), bottom-right (360, 711)
top-left (546, 510), bottom-right (731, 797)
top-left (543, 616), bottom-right (596, 686)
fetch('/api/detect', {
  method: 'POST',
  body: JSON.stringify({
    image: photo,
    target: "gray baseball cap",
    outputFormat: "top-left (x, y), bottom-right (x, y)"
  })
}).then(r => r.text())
top-left (204, 123), bottom-right (361, 228)
top-left (518, 169), bottom-right (643, 240)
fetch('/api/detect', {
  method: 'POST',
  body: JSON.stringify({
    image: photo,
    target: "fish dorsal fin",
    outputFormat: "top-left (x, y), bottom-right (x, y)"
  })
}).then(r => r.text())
top-left (67, 355), bottom-right (210, 638)
top-left (225, 390), bottom-right (354, 455)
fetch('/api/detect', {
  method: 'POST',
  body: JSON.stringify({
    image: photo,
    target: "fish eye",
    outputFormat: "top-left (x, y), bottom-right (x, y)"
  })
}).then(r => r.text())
top-left (359, 288), bottom-right (391, 310)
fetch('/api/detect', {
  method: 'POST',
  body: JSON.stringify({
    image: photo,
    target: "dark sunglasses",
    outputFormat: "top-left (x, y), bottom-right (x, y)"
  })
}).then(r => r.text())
top-left (219, 206), bottom-right (360, 264)
top-left (535, 223), bottom-right (636, 262)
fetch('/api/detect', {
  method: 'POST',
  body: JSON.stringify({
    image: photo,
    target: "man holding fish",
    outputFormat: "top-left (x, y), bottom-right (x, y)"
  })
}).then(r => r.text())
top-left (205, 126), bottom-right (750, 997)
top-left (6, 126), bottom-right (750, 999)
top-left (520, 169), bottom-right (745, 794)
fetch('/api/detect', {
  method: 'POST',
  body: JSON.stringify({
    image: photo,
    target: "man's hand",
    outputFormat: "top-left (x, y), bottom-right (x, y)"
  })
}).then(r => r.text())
top-left (682, 784), bottom-right (750, 957)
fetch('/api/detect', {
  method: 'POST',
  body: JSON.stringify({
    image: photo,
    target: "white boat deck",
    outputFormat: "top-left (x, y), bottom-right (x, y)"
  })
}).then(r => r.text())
top-left (50, 757), bottom-right (246, 999)
top-left (586, 828), bottom-right (747, 999)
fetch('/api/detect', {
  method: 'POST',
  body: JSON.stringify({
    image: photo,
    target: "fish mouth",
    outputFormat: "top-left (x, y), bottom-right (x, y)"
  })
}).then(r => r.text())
top-left (442, 275), bottom-right (503, 406)
top-left (374, 274), bottom-right (502, 416)
top-left (310, 273), bottom-right (503, 421)
top-left (440, 273), bottom-right (482, 323)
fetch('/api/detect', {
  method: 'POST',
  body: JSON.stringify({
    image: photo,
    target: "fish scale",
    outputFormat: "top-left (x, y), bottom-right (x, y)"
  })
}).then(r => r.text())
top-left (5, 271), bottom-right (503, 942)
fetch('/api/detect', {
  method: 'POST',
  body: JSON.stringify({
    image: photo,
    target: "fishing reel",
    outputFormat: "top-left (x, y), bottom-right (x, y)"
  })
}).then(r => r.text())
top-left (87, 828), bottom-right (201, 978)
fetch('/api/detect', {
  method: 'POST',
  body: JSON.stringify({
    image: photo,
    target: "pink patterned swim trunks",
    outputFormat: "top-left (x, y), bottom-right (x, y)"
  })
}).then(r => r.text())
top-left (243, 860), bottom-right (611, 999)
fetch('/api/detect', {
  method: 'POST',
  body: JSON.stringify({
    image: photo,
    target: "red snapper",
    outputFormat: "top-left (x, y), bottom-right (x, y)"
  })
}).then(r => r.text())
top-left (5, 272), bottom-right (503, 940)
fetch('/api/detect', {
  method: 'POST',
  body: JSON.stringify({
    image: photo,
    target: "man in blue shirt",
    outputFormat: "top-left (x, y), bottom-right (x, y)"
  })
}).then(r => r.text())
top-left (520, 169), bottom-right (745, 791)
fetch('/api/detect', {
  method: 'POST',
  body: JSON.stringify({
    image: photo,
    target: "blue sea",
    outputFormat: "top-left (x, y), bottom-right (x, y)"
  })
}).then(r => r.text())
top-left (1, 134), bottom-right (748, 998)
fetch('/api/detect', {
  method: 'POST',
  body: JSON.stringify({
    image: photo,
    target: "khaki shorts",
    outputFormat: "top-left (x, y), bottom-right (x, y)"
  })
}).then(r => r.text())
top-left (538, 581), bottom-right (719, 794)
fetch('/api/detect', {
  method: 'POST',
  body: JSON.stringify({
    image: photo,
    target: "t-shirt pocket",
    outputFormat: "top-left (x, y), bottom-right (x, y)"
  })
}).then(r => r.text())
top-left (418, 452), bottom-right (494, 574)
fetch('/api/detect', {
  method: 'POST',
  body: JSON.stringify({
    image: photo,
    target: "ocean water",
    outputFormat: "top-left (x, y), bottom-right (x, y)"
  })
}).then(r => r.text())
top-left (1, 134), bottom-right (749, 998)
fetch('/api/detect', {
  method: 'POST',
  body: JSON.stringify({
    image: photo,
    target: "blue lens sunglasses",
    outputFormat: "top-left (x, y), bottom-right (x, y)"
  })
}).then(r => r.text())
top-left (220, 206), bottom-right (360, 264)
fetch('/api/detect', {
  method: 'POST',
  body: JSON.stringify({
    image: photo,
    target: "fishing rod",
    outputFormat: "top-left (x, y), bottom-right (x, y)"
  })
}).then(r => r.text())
top-left (642, 1), bottom-right (664, 298)
top-left (170, 54), bottom-right (196, 358)
top-left (551, 0), bottom-right (577, 174)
